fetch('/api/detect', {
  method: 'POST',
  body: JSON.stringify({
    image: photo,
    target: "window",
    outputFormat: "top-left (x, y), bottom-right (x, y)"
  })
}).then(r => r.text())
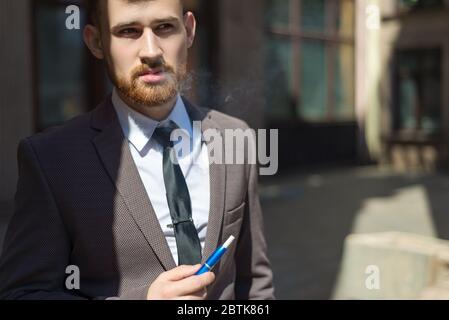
top-left (182, 0), bottom-right (218, 107)
top-left (34, 0), bottom-right (90, 131)
top-left (265, 0), bottom-right (355, 123)
top-left (393, 48), bottom-right (441, 135)
top-left (398, 0), bottom-right (444, 11)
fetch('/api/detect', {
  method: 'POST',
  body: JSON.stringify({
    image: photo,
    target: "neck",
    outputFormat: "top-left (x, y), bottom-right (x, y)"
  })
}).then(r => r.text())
top-left (117, 90), bottom-right (178, 122)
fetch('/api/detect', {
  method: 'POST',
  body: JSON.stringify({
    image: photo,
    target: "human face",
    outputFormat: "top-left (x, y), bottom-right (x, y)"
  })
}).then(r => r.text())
top-left (86, 0), bottom-right (196, 115)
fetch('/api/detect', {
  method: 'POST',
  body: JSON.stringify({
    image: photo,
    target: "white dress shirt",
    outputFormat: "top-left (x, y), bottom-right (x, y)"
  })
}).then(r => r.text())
top-left (112, 88), bottom-right (210, 265)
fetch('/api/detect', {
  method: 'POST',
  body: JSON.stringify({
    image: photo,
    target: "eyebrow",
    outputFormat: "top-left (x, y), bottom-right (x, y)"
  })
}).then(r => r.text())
top-left (111, 16), bottom-right (180, 32)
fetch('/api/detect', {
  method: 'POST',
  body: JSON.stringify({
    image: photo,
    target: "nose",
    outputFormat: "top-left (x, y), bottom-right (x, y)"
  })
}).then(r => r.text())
top-left (138, 28), bottom-right (163, 61)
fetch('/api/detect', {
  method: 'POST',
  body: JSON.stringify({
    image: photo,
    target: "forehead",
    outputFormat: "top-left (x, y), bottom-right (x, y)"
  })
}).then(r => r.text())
top-left (104, 0), bottom-right (183, 24)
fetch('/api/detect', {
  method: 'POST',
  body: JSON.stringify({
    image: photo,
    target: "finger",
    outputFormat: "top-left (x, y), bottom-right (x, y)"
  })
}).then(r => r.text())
top-left (169, 271), bottom-right (215, 297)
top-left (174, 288), bottom-right (208, 301)
top-left (192, 288), bottom-right (208, 299)
top-left (162, 264), bottom-right (202, 281)
top-left (173, 295), bottom-right (206, 301)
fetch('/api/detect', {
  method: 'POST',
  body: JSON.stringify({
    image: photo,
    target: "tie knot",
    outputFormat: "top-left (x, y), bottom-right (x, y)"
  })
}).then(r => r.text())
top-left (153, 120), bottom-right (179, 148)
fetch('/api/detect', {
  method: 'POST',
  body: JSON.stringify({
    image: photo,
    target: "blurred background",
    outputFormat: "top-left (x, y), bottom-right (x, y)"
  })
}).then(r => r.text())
top-left (2, 0), bottom-right (449, 299)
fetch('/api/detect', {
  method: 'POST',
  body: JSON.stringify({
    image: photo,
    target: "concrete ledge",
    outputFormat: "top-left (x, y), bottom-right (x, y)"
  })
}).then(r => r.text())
top-left (333, 232), bottom-right (449, 300)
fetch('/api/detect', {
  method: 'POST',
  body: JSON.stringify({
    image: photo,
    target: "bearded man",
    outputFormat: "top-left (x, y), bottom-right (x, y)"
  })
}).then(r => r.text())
top-left (0, 0), bottom-right (274, 300)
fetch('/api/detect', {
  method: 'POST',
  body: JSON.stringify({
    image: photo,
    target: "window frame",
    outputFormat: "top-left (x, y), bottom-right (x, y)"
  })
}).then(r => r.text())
top-left (31, 0), bottom-right (107, 132)
top-left (265, 0), bottom-right (356, 125)
top-left (396, 0), bottom-right (445, 12)
top-left (391, 46), bottom-right (443, 137)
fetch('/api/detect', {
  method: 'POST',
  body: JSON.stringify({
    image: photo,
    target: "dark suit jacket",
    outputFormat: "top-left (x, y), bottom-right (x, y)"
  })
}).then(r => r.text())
top-left (0, 96), bottom-right (275, 300)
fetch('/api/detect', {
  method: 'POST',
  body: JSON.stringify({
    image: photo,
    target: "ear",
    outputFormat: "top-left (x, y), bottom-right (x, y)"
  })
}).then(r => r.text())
top-left (183, 12), bottom-right (196, 49)
top-left (83, 24), bottom-right (104, 59)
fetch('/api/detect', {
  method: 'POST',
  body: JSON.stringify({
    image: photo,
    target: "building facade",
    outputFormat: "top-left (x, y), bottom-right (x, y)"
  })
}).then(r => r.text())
top-left (378, 0), bottom-right (449, 170)
top-left (2, 0), bottom-right (449, 209)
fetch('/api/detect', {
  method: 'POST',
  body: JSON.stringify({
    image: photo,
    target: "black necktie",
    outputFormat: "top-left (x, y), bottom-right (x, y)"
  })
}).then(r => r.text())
top-left (153, 121), bottom-right (202, 265)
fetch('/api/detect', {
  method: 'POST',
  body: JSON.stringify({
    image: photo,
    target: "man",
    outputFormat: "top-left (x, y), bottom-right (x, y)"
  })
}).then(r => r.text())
top-left (0, 0), bottom-right (274, 300)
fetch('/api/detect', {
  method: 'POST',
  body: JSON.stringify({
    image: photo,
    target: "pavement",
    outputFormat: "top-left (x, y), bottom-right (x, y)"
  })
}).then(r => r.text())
top-left (2, 165), bottom-right (449, 299)
top-left (260, 165), bottom-right (449, 299)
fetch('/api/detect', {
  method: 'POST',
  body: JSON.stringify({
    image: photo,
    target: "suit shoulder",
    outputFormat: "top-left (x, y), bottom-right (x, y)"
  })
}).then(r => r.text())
top-left (25, 111), bottom-right (95, 148)
top-left (202, 107), bottom-right (250, 130)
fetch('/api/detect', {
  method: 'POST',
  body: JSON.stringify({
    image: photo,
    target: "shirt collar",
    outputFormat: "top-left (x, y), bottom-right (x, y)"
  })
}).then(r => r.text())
top-left (112, 87), bottom-right (192, 153)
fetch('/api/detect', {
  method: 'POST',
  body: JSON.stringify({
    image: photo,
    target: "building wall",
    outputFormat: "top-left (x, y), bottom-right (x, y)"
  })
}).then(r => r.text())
top-left (379, 5), bottom-right (449, 170)
top-left (216, 0), bottom-right (266, 129)
top-left (356, 0), bottom-right (383, 162)
top-left (0, 0), bottom-right (34, 203)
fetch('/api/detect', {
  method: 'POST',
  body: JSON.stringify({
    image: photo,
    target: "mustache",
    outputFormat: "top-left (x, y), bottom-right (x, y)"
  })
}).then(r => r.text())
top-left (131, 59), bottom-right (176, 80)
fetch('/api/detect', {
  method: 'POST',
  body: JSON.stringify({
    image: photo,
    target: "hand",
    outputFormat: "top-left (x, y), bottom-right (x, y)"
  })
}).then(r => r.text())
top-left (146, 264), bottom-right (216, 300)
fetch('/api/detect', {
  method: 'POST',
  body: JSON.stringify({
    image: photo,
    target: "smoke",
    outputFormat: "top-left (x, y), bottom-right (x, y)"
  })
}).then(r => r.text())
top-left (180, 67), bottom-right (269, 128)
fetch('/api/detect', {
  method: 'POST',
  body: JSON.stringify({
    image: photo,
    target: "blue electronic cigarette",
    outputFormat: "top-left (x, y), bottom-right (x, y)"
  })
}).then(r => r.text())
top-left (195, 236), bottom-right (235, 275)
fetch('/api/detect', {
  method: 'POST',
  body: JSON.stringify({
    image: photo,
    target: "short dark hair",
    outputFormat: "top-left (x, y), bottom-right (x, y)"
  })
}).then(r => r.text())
top-left (85, 0), bottom-right (185, 26)
top-left (86, 0), bottom-right (102, 26)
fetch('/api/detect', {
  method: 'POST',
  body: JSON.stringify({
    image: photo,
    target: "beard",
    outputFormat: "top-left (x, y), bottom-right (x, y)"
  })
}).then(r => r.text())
top-left (110, 59), bottom-right (187, 107)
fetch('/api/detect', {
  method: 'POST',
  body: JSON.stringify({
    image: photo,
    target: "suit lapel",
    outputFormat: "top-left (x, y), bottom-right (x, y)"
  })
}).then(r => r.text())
top-left (90, 96), bottom-right (227, 270)
top-left (91, 98), bottom-right (177, 271)
top-left (183, 98), bottom-right (227, 263)
top-left (202, 160), bottom-right (226, 263)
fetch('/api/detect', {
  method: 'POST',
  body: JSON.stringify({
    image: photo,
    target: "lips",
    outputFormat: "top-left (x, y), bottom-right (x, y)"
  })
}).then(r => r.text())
top-left (138, 68), bottom-right (163, 76)
top-left (138, 69), bottom-right (166, 83)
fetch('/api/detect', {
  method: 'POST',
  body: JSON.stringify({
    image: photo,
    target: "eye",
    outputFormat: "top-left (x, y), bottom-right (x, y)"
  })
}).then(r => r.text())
top-left (118, 28), bottom-right (141, 37)
top-left (155, 23), bottom-right (175, 33)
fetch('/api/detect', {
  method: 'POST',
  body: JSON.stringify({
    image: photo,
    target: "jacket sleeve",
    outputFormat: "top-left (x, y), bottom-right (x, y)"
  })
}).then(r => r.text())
top-left (0, 139), bottom-right (148, 300)
top-left (234, 161), bottom-right (275, 300)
